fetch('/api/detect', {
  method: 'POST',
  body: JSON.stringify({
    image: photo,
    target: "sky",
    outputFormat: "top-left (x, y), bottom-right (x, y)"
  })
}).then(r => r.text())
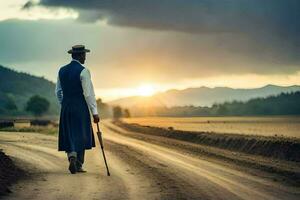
top-left (1, 0), bottom-right (300, 101)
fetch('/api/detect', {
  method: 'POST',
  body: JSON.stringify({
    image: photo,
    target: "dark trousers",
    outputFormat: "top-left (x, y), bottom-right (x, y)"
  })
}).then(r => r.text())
top-left (67, 150), bottom-right (85, 169)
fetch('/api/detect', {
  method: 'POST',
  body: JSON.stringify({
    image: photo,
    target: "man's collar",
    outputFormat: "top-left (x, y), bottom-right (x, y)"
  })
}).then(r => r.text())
top-left (71, 59), bottom-right (84, 67)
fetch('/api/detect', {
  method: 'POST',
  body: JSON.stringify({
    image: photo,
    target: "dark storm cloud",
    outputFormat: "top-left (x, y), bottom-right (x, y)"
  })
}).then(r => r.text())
top-left (1, 1), bottom-right (300, 90)
top-left (25, 0), bottom-right (300, 35)
top-left (23, 0), bottom-right (300, 71)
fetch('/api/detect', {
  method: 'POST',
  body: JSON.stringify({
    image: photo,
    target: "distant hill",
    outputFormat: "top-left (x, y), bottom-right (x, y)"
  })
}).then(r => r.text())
top-left (210, 91), bottom-right (300, 116)
top-left (154, 92), bottom-right (300, 117)
top-left (0, 65), bottom-right (59, 116)
top-left (109, 85), bottom-right (300, 108)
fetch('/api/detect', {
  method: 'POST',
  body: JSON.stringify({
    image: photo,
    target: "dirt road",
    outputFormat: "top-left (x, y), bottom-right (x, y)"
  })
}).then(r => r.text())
top-left (0, 121), bottom-right (299, 200)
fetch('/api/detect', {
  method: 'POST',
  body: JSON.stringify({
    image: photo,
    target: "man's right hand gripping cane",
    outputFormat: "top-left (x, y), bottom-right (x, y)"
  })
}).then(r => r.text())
top-left (93, 114), bottom-right (100, 123)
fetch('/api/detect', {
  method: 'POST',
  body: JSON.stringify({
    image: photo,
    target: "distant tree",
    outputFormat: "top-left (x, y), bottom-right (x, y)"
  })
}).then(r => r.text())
top-left (26, 95), bottom-right (50, 117)
top-left (0, 65), bottom-right (60, 116)
top-left (4, 96), bottom-right (17, 111)
top-left (0, 107), bottom-right (5, 115)
top-left (113, 106), bottom-right (123, 119)
top-left (216, 104), bottom-right (228, 115)
top-left (96, 98), bottom-right (111, 118)
top-left (123, 109), bottom-right (131, 118)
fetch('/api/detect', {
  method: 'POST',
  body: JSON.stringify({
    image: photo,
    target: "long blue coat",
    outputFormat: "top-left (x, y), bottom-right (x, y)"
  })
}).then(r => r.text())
top-left (58, 61), bottom-right (95, 152)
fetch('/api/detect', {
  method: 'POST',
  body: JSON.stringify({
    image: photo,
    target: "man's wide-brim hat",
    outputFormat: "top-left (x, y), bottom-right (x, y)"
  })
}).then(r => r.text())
top-left (68, 45), bottom-right (90, 54)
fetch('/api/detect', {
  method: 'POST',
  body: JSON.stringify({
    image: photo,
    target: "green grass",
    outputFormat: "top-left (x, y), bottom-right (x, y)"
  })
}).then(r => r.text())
top-left (0, 126), bottom-right (58, 135)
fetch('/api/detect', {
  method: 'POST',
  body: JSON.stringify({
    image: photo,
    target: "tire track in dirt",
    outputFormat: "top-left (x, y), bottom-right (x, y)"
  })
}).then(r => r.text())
top-left (102, 123), bottom-right (300, 200)
top-left (1, 127), bottom-right (299, 200)
top-left (105, 140), bottom-right (195, 200)
top-left (0, 132), bottom-right (144, 200)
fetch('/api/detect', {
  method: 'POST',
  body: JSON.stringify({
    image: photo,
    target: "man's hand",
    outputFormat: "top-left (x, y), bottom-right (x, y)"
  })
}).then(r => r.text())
top-left (93, 114), bottom-right (100, 123)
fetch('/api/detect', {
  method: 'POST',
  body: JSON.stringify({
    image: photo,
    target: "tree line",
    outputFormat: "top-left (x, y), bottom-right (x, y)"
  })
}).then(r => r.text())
top-left (2, 92), bottom-right (299, 118)
top-left (0, 95), bottom-right (50, 117)
top-left (130, 92), bottom-right (300, 117)
top-left (0, 65), bottom-right (59, 116)
top-left (96, 98), bottom-right (130, 119)
top-left (0, 95), bottom-right (132, 119)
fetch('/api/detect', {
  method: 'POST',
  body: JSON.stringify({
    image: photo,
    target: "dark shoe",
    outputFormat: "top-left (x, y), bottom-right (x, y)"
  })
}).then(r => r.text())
top-left (77, 168), bottom-right (87, 173)
top-left (68, 157), bottom-right (77, 174)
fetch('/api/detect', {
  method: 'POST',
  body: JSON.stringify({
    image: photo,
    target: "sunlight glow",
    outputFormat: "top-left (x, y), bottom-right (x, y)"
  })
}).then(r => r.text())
top-left (94, 71), bottom-right (300, 102)
top-left (95, 84), bottom-right (162, 101)
top-left (137, 84), bottom-right (156, 96)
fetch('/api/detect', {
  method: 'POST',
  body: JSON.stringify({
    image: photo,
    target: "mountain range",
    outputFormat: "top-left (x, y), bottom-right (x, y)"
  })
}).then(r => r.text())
top-left (1, 64), bottom-right (300, 116)
top-left (109, 85), bottom-right (300, 108)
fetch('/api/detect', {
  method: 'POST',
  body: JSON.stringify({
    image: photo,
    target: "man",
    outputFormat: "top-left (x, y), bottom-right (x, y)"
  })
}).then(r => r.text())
top-left (55, 45), bottom-right (100, 174)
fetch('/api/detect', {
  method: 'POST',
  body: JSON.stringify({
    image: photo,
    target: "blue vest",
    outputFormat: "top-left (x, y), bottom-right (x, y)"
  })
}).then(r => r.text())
top-left (59, 61), bottom-right (85, 101)
top-left (58, 61), bottom-right (95, 152)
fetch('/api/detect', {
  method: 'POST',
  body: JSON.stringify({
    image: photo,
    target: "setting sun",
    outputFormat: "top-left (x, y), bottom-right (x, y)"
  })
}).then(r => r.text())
top-left (137, 84), bottom-right (156, 96)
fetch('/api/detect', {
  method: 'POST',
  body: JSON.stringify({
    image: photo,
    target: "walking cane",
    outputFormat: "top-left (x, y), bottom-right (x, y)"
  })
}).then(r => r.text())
top-left (96, 123), bottom-right (111, 176)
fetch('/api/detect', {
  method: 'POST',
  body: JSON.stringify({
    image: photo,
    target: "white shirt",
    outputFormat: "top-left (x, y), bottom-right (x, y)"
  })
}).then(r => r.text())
top-left (55, 59), bottom-right (98, 115)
